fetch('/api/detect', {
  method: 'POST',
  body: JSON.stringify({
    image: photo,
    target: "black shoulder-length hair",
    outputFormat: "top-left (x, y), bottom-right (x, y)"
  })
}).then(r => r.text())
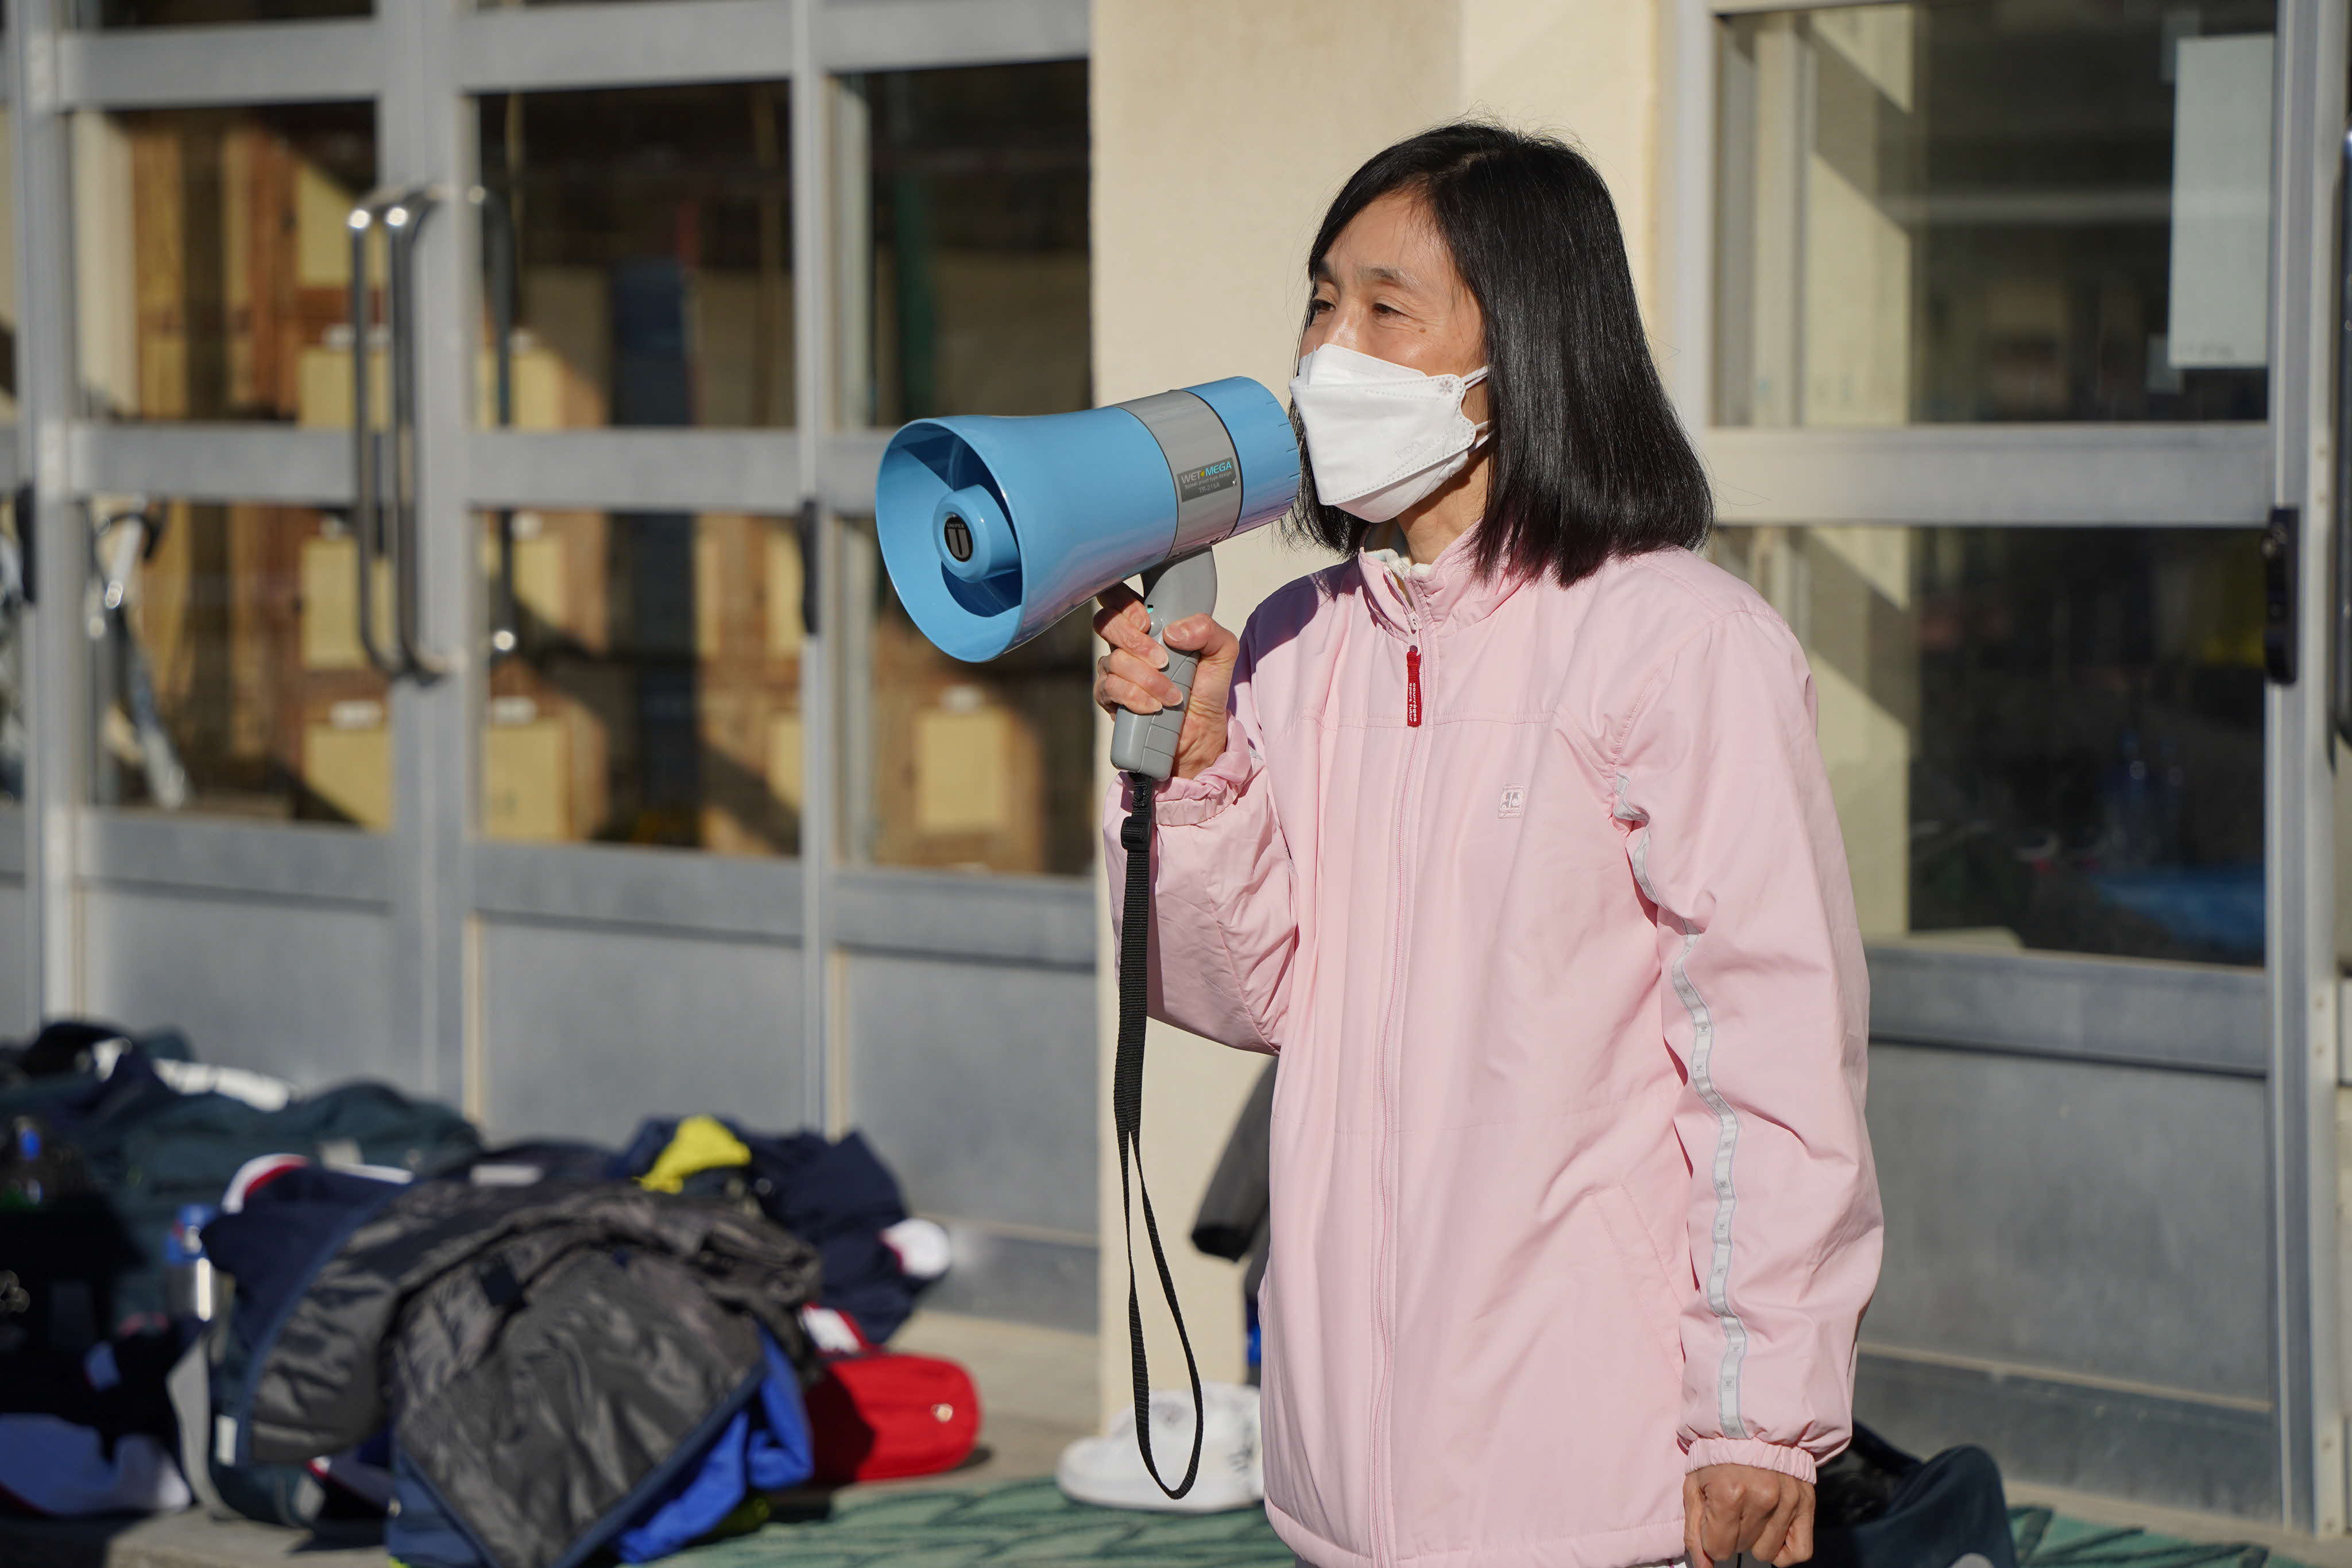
top-left (1290, 122), bottom-right (1712, 587)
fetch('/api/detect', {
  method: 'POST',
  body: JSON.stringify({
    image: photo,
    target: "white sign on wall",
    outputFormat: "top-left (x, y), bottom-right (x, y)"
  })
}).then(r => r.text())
top-left (2167, 33), bottom-right (2273, 369)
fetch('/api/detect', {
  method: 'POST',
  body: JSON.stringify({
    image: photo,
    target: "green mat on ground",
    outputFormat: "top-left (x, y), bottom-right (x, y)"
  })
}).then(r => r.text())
top-left (2013, 1508), bottom-right (2296, 1568)
top-left (649, 1481), bottom-right (2307, 1568)
top-left (656, 1481), bottom-right (1293, 1567)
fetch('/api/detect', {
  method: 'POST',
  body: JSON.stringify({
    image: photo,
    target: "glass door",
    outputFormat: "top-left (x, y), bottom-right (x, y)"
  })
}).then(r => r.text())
top-left (5, 0), bottom-right (837, 1117)
top-left (3, 5), bottom-right (440, 1087)
top-left (0, 66), bottom-right (25, 1034)
top-left (5, 0), bottom-right (1104, 1328)
top-left (1683, 0), bottom-right (2344, 1532)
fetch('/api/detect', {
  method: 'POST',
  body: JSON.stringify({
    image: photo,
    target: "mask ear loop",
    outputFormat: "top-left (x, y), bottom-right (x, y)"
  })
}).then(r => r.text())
top-left (1460, 365), bottom-right (1494, 443)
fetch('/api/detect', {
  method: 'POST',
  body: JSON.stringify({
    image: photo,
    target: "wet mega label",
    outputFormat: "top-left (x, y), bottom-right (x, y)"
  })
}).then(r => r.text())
top-left (1177, 458), bottom-right (1237, 501)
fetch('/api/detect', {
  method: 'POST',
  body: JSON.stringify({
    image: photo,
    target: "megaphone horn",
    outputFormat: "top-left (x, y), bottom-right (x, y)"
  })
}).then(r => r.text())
top-left (874, 377), bottom-right (1300, 780)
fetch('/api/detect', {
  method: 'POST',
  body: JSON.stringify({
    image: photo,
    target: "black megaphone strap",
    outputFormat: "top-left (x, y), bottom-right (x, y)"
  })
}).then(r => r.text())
top-left (1116, 771), bottom-right (1205, 1499)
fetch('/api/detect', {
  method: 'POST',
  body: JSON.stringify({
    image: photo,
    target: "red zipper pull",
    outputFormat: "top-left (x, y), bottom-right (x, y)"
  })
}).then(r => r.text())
top-left (1405, 645), bottom-right (1422, 727)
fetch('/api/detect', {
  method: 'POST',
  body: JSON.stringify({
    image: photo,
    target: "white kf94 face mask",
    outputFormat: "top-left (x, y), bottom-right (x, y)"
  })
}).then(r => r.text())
top-left (1289, 343), bottom-right (1491, 524)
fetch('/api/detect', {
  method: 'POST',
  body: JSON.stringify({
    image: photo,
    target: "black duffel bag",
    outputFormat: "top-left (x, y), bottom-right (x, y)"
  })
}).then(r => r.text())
top-left (1810, 1426), bottom-right (2017, 1568)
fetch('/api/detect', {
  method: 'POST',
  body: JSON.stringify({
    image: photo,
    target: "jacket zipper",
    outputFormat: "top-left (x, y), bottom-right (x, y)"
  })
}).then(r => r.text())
top-left (1369, 597), bottom-right (1431, 1567)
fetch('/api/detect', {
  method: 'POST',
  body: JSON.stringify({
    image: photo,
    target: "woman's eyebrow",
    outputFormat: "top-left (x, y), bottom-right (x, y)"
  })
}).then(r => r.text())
top-left (1307, 260), bottom-right (1425, 289)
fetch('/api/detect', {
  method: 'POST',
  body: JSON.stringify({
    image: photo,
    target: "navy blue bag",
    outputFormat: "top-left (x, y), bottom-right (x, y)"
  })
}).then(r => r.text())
top-left (1809, 1427), bottom-right (2017, 1568)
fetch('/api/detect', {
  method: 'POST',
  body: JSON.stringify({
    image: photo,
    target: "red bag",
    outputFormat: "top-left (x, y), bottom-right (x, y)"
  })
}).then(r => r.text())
top-left (805, 1352), bottom-right (982, 1482)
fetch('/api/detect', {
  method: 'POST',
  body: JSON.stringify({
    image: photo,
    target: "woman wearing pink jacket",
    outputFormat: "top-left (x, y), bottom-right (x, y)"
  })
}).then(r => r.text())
top-left (1094, 123), bottom-right (1883, 1568)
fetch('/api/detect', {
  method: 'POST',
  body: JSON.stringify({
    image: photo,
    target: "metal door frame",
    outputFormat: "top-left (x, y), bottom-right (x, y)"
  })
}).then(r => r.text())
top-left (1666, 0), bottom-right (2349, 1531)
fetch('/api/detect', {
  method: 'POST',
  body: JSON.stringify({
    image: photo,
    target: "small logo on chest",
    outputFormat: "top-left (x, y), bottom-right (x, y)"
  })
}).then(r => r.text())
top-left (1498, 785), bottom-right (1527, 819)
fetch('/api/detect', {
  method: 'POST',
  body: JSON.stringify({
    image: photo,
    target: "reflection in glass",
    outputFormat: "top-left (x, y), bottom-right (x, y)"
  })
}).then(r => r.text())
top-left (0, 107), bottom-right (19, 424)
top-left (69, 0), bottom-right (365, 25)
top-left (1708, 525), bottom-right (2264, 964)
top-left (838, 63), bottom-right (1089, 427)
top-left (474, 84), bottom-right (794, 431)
top-left (839, 521), bottom-right (1093, 876)
top-left (92, 502), bottom-right (392, 827)
top-left (481, 511), bottom-right (802, 854)
top-left (74, 104), bottom-right (375, 423)
top-left (0, 500), bottom-right (22, 800)
top-left (1715, 1), bottom-right (2274, 425)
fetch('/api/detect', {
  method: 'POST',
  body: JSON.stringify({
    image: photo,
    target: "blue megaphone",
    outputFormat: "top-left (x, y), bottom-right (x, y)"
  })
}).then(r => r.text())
top-left (875, 378), bottom-right (1299, 779)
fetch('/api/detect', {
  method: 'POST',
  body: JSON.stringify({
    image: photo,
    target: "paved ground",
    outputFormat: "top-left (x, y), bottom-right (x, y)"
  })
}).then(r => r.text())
top-left (4, 1315), bottom-right (2338, 1568)
top-left (0, 1311), bottom-right (1101, 1568)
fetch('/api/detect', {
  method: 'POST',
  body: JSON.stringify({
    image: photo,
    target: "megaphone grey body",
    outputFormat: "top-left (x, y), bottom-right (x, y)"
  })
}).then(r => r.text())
top-left (873, 377), bottom-right (1301, 780)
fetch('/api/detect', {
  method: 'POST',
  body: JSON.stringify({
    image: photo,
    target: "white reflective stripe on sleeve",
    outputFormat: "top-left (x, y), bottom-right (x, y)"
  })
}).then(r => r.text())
top-left (1618, 772), bottom-right (1751, 1441)
top-left (1612, 772), bottom-right (1643, 827)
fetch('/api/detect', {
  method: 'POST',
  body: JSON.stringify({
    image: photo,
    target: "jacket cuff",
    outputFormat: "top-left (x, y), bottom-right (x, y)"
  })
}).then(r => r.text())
top-left (1683, 1438), bottom-right (1819, 1485)
top-left (1116, 742), bottom-right (1256, 828)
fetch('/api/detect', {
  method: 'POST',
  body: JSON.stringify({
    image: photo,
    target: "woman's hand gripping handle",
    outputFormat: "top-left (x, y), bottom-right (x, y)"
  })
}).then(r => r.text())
top-left (1094, 552), bottom-right (1239, 784)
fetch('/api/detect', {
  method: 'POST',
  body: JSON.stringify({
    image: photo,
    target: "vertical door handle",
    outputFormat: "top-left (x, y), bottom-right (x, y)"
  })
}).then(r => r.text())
top-left (797, 500), bottom-right (821, 638)
top-left (13, 483), bottom-right (34, 606)
top-left (471, 184), bottom-right (523, 662)
top-left (347, 183), bottom-right (444, 682)
top-left (349, 188), bottom-right (402, 678)
top-left (2266, 506), bottom-right (2299, 686)
top-left (384, 185), bottom-right (446, 681)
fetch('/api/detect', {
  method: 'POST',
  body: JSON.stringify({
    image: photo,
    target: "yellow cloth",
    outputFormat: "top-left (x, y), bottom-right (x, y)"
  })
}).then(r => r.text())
top-left (637, 1114), bottom-right (752, 1193)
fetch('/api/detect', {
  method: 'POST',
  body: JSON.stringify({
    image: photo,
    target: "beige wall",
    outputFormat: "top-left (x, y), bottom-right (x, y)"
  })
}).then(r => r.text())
top-left (1459, 0), bottom-right (1666, 313)
top-left (1089, 0), bottom-right (1672, 1423)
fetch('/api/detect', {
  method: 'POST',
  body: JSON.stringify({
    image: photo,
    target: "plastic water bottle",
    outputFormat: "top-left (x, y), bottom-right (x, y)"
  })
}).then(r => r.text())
top-left (164, 1203), bottom-right (218, 1321)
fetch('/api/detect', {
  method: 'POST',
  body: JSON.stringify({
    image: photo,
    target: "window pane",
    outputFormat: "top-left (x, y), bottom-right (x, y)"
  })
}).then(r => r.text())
top-left (91, 501), bottom-right (391, 827)
top-left (839, 520), bottom-right (1093, 876)
top-left (481, 509), bottom-right (802, 855)
top-left (474, 84), bottom-right (794, 431)
top-left (74, 104), bottom-right (376, 424)
top-left (1708, 525), bottom-right (2264, 964)
top-left (71, 0), bottom-right (366, 25)
top-left (1715, 1), bottom-right (2274, 426)
top-left (838, 63), bottom-right (1089, 427)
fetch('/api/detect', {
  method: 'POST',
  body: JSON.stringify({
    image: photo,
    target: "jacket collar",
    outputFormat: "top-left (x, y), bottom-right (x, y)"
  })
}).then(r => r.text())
top-left (1355, 520), bottom-right (1526, 638)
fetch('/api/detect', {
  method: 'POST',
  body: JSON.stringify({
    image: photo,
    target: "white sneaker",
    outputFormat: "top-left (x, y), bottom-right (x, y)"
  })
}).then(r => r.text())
top-left (1055, 1383), bottom-right (1263, 1513)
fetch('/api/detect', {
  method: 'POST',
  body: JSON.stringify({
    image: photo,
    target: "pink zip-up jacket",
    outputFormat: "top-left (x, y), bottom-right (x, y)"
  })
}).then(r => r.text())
top-left (1105, 536), bottom-right (1882, 1568)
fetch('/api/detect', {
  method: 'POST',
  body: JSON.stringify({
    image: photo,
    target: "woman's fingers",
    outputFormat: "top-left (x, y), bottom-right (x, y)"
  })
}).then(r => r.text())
top-left (1699, 1482), bottom-right (1747, 1567)
top-left (1736, 1482), bottom-right (1783, 1559)
top-left (1750, 1478), bottom-right (1805, 1566)
top-left (1689, 1466), bottom-right (1787, 1567)
top-left (1160, 613), bottom-right (1238, 661)
top-left (1091, 595), bottom-right (1240, 777)
top-left (1094, 649), bottom-right (1184, 714)
top-left (1682, 1474), bottom-right (1711, 1568)
top-left (1093, 590), bottom-right (1166, 668)
top-left (1687, 1466), bottom-right (1815, 1568)
top-left (1775, 1486), bottom-right (1816, 1567)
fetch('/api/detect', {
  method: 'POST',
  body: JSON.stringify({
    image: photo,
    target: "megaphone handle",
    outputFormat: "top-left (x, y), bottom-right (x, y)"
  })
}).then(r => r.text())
top-left (1110, 548), bottom-right (1218, 781)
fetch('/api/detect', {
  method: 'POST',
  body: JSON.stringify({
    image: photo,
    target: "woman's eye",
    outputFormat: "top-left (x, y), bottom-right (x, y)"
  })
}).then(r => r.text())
top-left (1307, 298), bottom-right (1333, 316)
